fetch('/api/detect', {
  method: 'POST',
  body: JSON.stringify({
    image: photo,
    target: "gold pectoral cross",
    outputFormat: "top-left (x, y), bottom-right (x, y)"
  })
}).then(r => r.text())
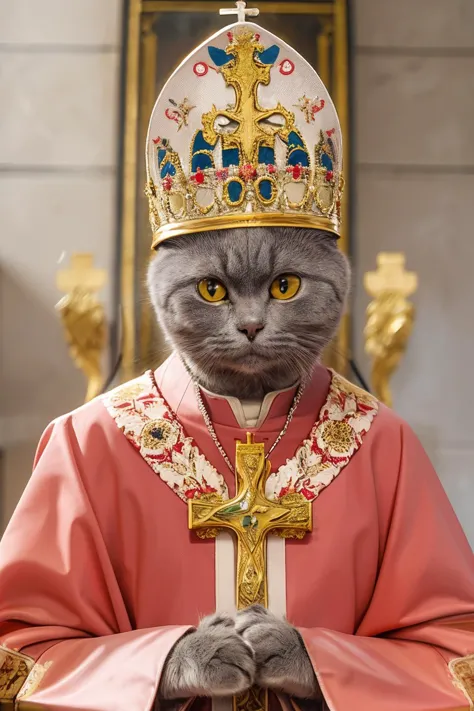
top-left (189, 434), bottom-right (312, 711)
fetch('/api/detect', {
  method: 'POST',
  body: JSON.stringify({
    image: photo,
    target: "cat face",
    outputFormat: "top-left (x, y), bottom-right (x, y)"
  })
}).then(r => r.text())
top-left (148, 227), bottom-right (350, 398)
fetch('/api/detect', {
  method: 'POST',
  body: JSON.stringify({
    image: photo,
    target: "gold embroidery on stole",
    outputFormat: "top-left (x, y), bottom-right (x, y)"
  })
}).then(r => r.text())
top-left (450, 654), bottom-right (474, 709)
top-left (104, 370), bottom-right (379, 505)
top-left (0, 645), bottom-right (34, 701)
top-left (17, 661), bottom-right (53, 700)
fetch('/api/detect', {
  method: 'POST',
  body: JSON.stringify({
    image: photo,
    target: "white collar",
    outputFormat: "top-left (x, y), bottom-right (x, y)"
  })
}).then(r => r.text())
top-left (200, 382), bottom-right (297, 429)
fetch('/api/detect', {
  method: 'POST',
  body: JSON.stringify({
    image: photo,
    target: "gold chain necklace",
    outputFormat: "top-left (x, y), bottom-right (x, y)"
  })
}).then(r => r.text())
top-left (193, 380), bottom-right (305, 475)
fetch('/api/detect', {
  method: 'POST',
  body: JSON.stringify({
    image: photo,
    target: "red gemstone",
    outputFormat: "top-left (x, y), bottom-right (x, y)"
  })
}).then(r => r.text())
top-left (191, 168), bottom-right (205, 185)
top-left (326, 170), bottom-right (334, 182)
top-left (255, 33), bottom-right (260, 41)
top-left (292, 165), bottom-right (302, 180)
top-left (240, 164), bottom-right (257, 181)
top-left (227, 32), bottom-right (234, 41)
top-left (216, 168), bottom-right (228, 181)
top-left (163, 176), bottom-right (173, 191)
top-left (267, 164), bottom-right (276, 174)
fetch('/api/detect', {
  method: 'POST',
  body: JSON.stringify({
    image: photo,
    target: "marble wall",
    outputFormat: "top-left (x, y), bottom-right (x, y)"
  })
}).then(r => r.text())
top-left (0, 0), bottom-right (122, 529)
top-left (353, 0), bottom-right (474, 544)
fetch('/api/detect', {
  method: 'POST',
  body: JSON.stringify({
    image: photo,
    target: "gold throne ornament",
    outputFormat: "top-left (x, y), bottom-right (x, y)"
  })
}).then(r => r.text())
top-left (189, 433), bottom-right (312, 711)
top-left (364, 252), bottom-right (418, 407)
top-left (56, 254), bottom-right (108, 402)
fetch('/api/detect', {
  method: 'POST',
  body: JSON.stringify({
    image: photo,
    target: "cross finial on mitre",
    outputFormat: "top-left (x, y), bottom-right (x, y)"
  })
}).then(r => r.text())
top-left (219, 1), bottom-right (259, 23)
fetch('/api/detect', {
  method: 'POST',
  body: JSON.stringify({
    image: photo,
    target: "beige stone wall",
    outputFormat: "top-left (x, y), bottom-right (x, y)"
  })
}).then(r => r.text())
top-left (353, 0), bottom-right (474, 544)
top-left (0, 0), bottom-right (122, 531)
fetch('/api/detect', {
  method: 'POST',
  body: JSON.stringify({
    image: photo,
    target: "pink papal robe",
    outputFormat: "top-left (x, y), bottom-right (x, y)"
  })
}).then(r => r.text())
top-left (0, 353), bottom-right (473, 711)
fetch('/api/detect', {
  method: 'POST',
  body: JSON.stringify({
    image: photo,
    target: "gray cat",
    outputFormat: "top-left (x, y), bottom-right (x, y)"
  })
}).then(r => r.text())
top-left (148, 226), bottom-right (349, 701)
top-left (148, 226), bottom-right (349, 399)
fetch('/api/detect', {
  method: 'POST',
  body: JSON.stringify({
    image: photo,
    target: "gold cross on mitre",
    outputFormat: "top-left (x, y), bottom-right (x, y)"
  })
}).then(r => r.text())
top-left (202, 14), bottom-right (294, 165)
top-left (220, 1), bottom-right (260, 23)
top-left (189, 434), bottom-right (312, 711)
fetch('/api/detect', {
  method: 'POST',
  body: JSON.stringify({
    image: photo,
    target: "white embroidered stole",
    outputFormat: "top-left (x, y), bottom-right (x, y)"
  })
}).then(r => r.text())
top-left (103, 371), bottom-right (379, 503)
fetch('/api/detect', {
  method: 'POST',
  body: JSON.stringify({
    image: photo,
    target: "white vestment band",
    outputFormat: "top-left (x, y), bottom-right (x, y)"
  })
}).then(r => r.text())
top-left (213, 533), bottom-right (286, 711)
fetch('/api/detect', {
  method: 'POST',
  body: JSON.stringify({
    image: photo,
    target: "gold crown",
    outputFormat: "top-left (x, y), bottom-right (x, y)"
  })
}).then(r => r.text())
top-left (146, 24), bottom-right (343, 248)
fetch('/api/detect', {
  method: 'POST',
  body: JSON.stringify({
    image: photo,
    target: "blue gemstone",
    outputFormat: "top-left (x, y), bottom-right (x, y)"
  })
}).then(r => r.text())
top-left (227, 180), bottom-right (243, 203)
top-left (208, 46), bottom-right (235, 67)
top-left (258, 179), bottom-right (273, 200)
top-left (321, 152), bottom-right (333, 171)
top-left (160, 162), bottom-right (176, 179)
top-left (158, 148), bottom-right (167, 164)
top-left (192, 153), bottom-right (213, 172)
top-left (258, 146), bottom-right (275, 165)
top-left (192, 130), bottom-right (215, 152)
top-left (222, 148), bottom-right (240, 168)
top-left (288, 149), bottom-right (309, 167)
top-left (257, 44), bottom-right (280, 66)
top-left (287, 131), bottom-right (305, 148)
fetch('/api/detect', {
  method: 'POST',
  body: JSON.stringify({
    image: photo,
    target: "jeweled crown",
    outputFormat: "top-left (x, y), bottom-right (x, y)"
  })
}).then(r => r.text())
top-left (146, 22), bottom-right (343, 248)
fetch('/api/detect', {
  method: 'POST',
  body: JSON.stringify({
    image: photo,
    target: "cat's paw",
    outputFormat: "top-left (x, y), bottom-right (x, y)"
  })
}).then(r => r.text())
top-left (160, 612), bottom-right (256, 699)
top-left (236, 605), bottom-right (319, 699)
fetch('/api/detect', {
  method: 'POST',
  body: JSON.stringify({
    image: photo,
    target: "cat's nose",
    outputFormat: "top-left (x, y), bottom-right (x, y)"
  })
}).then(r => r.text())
top-left (238, 323), bottom-right (264, 342)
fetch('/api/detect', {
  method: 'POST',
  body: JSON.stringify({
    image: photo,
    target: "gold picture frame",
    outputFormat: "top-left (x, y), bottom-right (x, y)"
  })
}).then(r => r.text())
top-left (119, 0), bottom-right (350, 380)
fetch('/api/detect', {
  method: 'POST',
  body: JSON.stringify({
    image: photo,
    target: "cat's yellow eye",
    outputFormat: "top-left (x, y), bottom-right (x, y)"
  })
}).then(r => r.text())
top-left (198, 278), bottom-right (228, 303)
top-left (270, 274), bottom-right (301, 300)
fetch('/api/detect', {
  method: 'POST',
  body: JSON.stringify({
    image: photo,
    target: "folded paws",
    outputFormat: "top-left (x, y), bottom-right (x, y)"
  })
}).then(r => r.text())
top-left (160, 612), bottom-right (256, 700)
top-left (236, 605), bottom-right (320, 699)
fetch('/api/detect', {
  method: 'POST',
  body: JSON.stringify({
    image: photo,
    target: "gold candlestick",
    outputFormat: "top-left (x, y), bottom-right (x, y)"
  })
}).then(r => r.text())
top-left (56, 254), bottom-right (108, 402)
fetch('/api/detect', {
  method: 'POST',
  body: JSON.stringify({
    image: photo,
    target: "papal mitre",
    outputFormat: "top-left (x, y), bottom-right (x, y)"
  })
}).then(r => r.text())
top-left (145, 11), bottom-right (343, 248)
